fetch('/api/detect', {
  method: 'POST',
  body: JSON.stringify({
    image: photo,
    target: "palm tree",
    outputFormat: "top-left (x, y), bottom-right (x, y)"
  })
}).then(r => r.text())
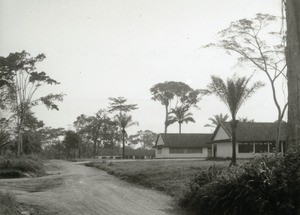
top-left (204, 113), bottom-right (229, 128)
top-left (207, 75), bottom-right (264, 166)
top-left (168, 105), bottom-right (195, 133)
top-left (114, 113), bottom-right (138, 158)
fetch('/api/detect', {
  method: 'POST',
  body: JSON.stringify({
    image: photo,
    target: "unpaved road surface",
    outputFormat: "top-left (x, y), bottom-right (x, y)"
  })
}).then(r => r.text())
top-left (0, 160), bottom-right (187, 215)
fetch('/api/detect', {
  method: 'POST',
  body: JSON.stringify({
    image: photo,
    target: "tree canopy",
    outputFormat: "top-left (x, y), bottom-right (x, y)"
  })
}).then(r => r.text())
top-left (108, 97), bottom-right (138, 113)
top-left (129, 130), bottom-right (157, 149)
top-left (150, 81), bottom-right (202, 133)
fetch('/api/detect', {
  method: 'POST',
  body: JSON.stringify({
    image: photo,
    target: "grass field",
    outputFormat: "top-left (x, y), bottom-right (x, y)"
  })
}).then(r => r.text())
top-left (86, 159), bottom-right (231, 199)
top-left (0, 191), bottom-right (19, 215)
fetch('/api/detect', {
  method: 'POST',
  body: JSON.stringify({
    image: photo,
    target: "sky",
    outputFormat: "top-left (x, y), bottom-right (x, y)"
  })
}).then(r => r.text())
top-left (0, 0), bottom-right (285, 135)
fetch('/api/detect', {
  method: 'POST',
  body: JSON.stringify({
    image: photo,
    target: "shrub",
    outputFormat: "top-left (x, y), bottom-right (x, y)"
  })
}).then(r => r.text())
top-left (180, 149), bottom-right (300, 215)
top-left (179, 165), bottom-right (244, 214)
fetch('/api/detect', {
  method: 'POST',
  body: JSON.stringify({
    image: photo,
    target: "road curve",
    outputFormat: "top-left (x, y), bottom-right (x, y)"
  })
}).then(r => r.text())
top-left (1, 160), bottom-right (186, 215)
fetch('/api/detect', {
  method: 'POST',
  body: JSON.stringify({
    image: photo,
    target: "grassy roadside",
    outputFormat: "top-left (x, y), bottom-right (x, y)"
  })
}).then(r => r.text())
top-left (86, 160), bottom-right (229, 198)
top-left (0, 154), bottom-right (45, 179)
top-left (0, 190), bottom-right (52, 215)
top-left (0, 191), bottom-right (19, 215)
top-left (0, 157), bottom-right (59, 215)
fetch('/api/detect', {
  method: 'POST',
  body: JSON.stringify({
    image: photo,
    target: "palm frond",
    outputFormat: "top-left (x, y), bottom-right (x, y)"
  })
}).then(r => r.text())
top-left (207, 75), bottom-right (264, 118)
top-left (182, 117), bottom-right (195, 124)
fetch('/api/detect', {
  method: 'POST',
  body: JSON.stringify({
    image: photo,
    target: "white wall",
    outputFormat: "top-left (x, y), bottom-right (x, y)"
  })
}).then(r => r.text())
top-left (155, 147), bottom-right (169, 158)
top-left (155, 147), bottom-right (208, 158)
top-left (214, 126), bottom-right (230, 140)
top-left (214, 142), bottom-right (232, 158)
top-left (214, 142), bottom-right (277, 159)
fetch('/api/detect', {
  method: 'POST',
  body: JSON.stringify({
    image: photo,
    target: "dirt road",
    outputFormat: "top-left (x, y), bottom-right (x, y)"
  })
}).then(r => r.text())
top-left (0, 160), bottom-right (186, 215)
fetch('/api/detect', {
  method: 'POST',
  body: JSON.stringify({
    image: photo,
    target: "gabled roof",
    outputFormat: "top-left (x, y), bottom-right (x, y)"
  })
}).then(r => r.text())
top-left (211, 121), bottom-right (287, 143)
top-left (154, 133), bottom-right (213, 148)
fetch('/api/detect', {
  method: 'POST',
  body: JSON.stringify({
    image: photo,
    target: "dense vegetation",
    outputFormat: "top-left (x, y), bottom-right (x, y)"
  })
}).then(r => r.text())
top-left (179, 149), bottom-right (300, 214)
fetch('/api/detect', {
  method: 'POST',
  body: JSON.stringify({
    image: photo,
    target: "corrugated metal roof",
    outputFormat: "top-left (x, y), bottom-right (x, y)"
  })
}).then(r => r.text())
top-left (212, 122), bottom-right (287, 142)
top-left (154, 133), bottom-right (212, 148)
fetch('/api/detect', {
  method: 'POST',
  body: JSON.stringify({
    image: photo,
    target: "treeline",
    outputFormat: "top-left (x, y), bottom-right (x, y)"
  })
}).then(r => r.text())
top-left (45, 98), bottom-right (157, 159)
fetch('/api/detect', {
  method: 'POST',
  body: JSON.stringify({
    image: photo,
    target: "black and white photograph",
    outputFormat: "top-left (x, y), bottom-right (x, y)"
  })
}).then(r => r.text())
top-left (0, 0), bottom-right (300, 214)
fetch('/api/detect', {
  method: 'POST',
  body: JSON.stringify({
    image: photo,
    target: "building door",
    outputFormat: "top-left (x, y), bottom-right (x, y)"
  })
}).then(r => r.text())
top-left (213, 145), bottom-right (217, 157)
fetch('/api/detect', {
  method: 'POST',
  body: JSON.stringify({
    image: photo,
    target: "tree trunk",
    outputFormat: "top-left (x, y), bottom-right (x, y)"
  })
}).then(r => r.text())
top-left (164, 105), bottom-right (168, 133)
top-left (78, 139), bottom-right (81, 159)
top-left (93, 140), bottom-right (97, 158)
top-left (286, 0), bottom-right (300, 147)
top-left (122, 130), bottom-right (125, 159)
top-left (179, 123), bottom-right (181, 134)
top-left (17, 131), bottom-right (23, 157)
top-left (111, 140), bottom-right (114, 158)
top-left (286, 2), bottom-right (300, 213)
top-left (230, 118), bottom-right (237, 166)
top-left (275, 114), bottom-right (284, 156)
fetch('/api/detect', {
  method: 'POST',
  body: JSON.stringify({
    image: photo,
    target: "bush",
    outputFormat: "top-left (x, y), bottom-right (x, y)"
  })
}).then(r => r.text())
top-left (180, 150), bottom-right (300, 215)
top-left (0, 155), bottom-right (45, 178)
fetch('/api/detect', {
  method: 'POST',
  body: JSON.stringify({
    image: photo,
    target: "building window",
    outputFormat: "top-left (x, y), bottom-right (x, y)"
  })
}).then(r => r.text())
top-left (169, 148), bottom-right (185, 154)
top-left (255, 142), bottom-right (268, 153)
top-left (157, 148), bottom-right (162, 154)
top-left (238, 143), bottom-right (253, 153)
top-left (186, 148), bottom-right (203, 154)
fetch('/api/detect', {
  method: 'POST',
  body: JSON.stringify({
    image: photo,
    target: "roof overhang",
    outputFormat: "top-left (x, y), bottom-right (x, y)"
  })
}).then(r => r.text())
top-left (208, 139), bottom-right (286, 144)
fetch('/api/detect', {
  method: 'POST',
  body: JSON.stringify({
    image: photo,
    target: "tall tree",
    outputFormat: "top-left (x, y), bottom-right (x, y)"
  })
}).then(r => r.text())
top-left (150, 81), bottom-right (202, 133)
top-left (0, 55), bottom-right (16, 110)
top-left (207, 75), bottom-right (264, 165)
top-left (114, 113), bottom-right (138, 158)
top-left (129, 130), bottom-right (157, 149)
top-left (206, 14), bottom-right (287, 154)
top-left (286, 0), bottom-right (300, 147)
top-left (22, 111), bottom-right (44, 154)
top-left (204, 113), bottom-right (229, 128)
top-left (41, 127), bottom-right (65, 158)
top-left (89, 110), bottom-right (110, 157)
top-left (0, 118), bottom-right (12, 155)
top-left (108, 97), bottom-right (138, 158)
top-left (73, 114), bottom-right (92, 158)
top-left (63, 130), bottom-right (80, 159)
top-left (0, 51), bottom-right (64, 156)
top-left (74, 110), bottom-right (118, 158)
top-left (168, 105), bottom-right (195, 133)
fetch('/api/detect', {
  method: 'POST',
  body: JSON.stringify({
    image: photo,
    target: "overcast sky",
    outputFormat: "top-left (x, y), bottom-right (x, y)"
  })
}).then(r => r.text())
top-left (0, 0), bottom-right (284, 134)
